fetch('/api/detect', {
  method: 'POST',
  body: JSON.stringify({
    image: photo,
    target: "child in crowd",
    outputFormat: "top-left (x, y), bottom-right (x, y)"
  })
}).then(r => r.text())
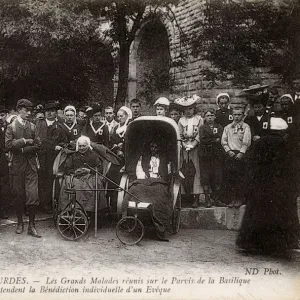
top-left (154, 97), bottom-right (170, 116)
top-left (169, 103), bottom-right (181, 123)
top-left (221, 107), bottom-right (251, 208)
top-left (198, 108), bottom-right (225, 208)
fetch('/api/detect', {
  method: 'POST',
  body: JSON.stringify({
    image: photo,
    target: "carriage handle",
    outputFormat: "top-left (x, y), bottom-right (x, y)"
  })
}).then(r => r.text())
top-left (84, 163), bottom-right (141, 203)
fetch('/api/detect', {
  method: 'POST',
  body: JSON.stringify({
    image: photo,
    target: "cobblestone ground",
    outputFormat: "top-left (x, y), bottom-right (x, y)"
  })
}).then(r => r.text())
top-left (0, 219), bottom-right (299, 300)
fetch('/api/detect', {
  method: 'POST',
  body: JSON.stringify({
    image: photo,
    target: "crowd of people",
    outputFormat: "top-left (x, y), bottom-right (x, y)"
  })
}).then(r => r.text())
top-left (0, 84), bottom-right (299, 255)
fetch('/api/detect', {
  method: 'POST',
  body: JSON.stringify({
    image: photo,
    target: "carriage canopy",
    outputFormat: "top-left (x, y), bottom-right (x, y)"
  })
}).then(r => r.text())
top-left (124, 116), bottom-right (181, 174)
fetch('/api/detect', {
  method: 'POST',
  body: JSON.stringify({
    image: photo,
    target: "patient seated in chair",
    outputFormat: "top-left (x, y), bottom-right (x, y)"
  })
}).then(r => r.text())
top-left (124, 141), bottom-right (172, 241)
top-left (59, 136), bottom-right (106, 213)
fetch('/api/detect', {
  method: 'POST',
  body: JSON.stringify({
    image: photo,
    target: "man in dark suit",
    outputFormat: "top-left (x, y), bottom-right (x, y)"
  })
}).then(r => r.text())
top-left (5, 99), bottom-right (41, 237)
top-left (104, 106), bottom-right (119, 149)
top-left (36, 102), bottom-right (68, 213)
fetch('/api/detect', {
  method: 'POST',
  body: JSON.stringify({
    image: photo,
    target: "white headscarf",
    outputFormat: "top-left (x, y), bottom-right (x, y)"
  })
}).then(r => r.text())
top-left (76, 135), bottom-right (92, 152)
top-left (280, 94), bottom-right (294, 104)
top-left (64, 105), bottom-right (77, 115)
top-left (216, 93), bottom-right (230, 104)
top-left (116, 106), bottom-right (132, 137)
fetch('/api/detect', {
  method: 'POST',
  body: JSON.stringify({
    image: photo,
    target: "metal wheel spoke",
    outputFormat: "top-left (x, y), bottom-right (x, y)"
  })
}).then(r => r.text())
top-left (60, 216), bottom-right (72, 224)
top-left (74, 217), bottom-right (84, 224)
top-left (60, 225), bottom-right (72, 234)
top-left (73, 226), bottom-right (84, 234)
top-left (72, 227), bottom-right (78, 239)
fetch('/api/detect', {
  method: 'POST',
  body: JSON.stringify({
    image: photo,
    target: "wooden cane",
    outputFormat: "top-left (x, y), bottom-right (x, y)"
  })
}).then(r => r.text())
top-left (95, 166), bottom-right (98, 238)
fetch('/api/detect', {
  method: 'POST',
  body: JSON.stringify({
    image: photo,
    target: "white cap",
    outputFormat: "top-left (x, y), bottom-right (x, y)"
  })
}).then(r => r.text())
top-left (154, 97), bottom-right (170, 106)
top-left (216, 93), bottom-right (230, 104)
top-left (270, 117), bottom-right (288, 130)
top-left (64, 105), bottom-right (77, 115)
top-left (280, 94), bottom-right (294, 104)
top-left (119, 106), bottom-right (132, 120)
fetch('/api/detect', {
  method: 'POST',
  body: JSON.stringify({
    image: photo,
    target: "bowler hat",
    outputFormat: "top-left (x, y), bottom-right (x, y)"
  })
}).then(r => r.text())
top-left (16, 99), bottom-right (33, 109)
top-left (0, 105), bottom-right (8, 113)
top-left (44, 102), bottom-right (60, 110)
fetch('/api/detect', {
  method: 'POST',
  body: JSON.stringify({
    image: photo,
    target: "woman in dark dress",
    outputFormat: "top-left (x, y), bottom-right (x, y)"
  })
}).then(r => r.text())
top-left (110, 106), bottom-right (132, 159)
top-left (107, 106), bottom-right (132, 212)
top-left (237, 116), bottom-right (300, 255)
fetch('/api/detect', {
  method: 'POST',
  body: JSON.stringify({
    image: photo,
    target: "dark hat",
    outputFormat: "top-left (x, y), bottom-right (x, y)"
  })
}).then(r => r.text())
top-left (16, 99), bottom-right (33, 109)
top-left (44, 101), bottom-right (60, 110)
top-left (0, 105), bottom-right (8, 113)
top-left (91, 104), bottom-right (102, 114)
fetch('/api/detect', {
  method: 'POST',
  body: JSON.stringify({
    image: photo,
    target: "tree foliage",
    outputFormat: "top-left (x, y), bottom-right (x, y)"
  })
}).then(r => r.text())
top-left (0, 0), bottom-right (114, 108)
top-left (0, 0), bottom-right (182, 108)
top-left (190, 0), bottom-right (299, 88)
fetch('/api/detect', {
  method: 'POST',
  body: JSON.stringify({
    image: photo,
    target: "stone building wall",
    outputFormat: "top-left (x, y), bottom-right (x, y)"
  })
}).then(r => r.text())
top-left (167, 0), bottom-right (283, 109)
top-left (125, 0), bottom-right (295, 113)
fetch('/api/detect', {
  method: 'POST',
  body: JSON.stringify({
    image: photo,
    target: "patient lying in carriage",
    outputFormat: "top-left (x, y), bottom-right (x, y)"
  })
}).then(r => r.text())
top-left (59, 136), bottom-right (106, 213)
top-left (124, 141), bottom-right (172, 241)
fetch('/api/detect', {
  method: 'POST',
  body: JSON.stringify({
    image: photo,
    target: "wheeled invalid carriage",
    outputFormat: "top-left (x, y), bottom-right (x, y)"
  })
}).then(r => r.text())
top-left (52, 143), bottom-right (121, 241)
top-left (115, 116), bottom-right (182, 245)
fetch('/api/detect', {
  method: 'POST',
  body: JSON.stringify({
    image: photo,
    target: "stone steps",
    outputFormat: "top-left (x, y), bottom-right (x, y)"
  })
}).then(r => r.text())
top-left (180, 206), bottom-right (246, 231)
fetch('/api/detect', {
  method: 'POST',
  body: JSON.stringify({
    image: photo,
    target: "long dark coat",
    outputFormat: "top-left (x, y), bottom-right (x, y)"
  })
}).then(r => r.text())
top-left (237, 132), bottom-right (300, 253)
top-left (35, 118), bottom-right (68, 173)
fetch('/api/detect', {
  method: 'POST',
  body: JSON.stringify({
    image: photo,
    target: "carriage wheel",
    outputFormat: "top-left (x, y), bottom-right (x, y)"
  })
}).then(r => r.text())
top-left (116, 216), bottom-right (145, 246)
top-left (52, 179), bottom-right (59, 226)
top-left (57, 208), bottom-right (89, 241)
top-left (172, 192), bottom-right (181, 234)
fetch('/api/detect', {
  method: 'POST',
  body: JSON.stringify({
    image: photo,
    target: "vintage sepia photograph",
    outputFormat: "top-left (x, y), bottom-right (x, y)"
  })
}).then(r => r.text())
top-left (0, 0), bottom-right (299, 299)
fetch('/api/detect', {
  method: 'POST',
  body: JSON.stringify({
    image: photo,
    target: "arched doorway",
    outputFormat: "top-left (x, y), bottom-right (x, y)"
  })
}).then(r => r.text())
top-left (133, 19), bottom-right (171, 108)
